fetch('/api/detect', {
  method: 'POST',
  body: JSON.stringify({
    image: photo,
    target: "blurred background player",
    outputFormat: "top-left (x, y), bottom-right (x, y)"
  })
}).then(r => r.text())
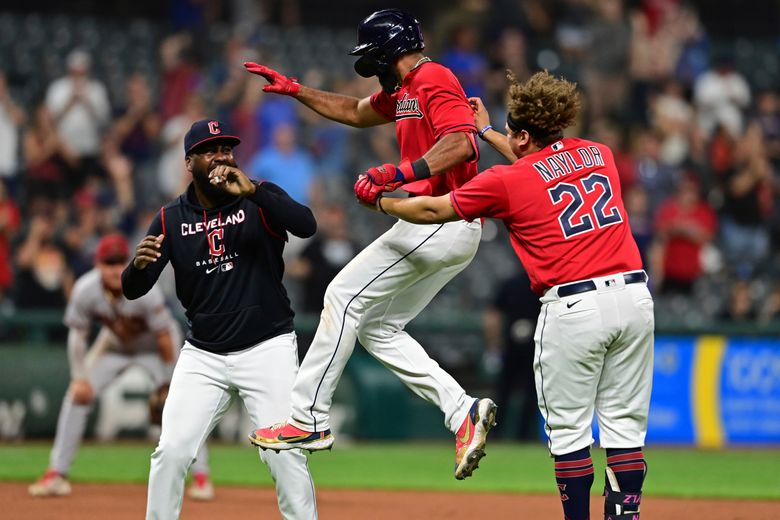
top-left (245, 8), bottom-right (496, 480)
top-left (28, 233), bottom-right (213, 500)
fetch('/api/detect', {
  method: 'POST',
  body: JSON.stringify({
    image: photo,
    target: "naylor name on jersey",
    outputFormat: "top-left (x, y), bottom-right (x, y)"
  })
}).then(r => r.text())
top-left (395, 94), bottom-right (423, 120)
top-left (181, 209), bottom-right (246, 236)
top-left (532, 145), bottom-right (605, 183)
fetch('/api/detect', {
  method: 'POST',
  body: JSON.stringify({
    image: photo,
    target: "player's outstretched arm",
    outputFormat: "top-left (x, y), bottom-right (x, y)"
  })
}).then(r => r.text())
top-left (248, 181), bottom-right (317, 239)
top-left (244, 62), bottom-right (386, 128)
top-left (470, 96), bottom-right (516, 163)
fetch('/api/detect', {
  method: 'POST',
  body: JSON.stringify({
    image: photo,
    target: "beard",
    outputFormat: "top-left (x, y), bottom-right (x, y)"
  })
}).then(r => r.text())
top-left (192, 157), bottom-right (238, 202)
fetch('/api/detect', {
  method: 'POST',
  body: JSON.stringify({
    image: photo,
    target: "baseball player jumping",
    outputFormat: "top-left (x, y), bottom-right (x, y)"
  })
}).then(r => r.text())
top-left (29, 234), bottom-right (213, 501)
top-left (122, 119), bottom-right (318, 519)
top-left (356, 71), bottom-right (654, 520)
top-left (245, 8), bottom-right (496, 480)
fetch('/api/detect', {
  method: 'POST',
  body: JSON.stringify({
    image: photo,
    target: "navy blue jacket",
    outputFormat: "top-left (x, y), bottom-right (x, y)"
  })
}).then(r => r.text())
top-left (122, 182), bottom-right (316, 354)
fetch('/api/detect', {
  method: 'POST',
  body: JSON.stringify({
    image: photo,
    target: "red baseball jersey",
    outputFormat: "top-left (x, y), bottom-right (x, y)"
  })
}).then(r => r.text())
top-left (451, 137), bottom-right (643, 294)
top-left (370, 61), bottom-right (478, 196)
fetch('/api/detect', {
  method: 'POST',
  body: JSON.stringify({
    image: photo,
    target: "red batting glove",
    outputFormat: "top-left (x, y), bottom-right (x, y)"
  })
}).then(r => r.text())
top-left (243, 62), bottom-right (301, 97)
top-left (354, 174), bottom-right (386, 206)
top-left (364, 161), bottom-right (416, 192)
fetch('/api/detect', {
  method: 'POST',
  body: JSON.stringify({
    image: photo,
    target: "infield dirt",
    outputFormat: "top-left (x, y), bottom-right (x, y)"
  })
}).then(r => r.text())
top-left (5, 482), bottom-right (778, 519)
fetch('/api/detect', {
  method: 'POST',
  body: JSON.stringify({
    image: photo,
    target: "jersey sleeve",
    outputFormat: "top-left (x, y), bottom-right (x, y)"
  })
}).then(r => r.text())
top-left (369, 91), bottom-right (396, 121)
top-left (450, 169), bottom-right (511, 222)
top-left (63, 280), bottom-right (90, 330)
top-left (247, 181), bottom-right (317, 239)
top-left (418, 67), bottom-right (478, 140)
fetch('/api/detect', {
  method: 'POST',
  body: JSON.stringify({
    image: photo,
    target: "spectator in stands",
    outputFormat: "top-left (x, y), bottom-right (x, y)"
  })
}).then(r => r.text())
top-left (287, 202), bottom-right (358, 314)
top-left (753, 90), bottom-right (780, 248)
top-left (208, 36), bottom-right (257, 121)
top-left (286, 201), bottom-right (358, 355)
top-left (12, 210), bottom-right (73, 310)
top-left (229, 81), bottom-right (263, 166)
top-left (754, 90), bottom-right (780, 169)
top-left (254, 73), bottom-right (298, 149)
top-left (23, 103), bottom-right (77, 204)
top-left (552, 2), bottom-right (590, 84)
top-left (247, 123), bottom-right (315, 205)
top-left (632, 128), bottom-right (680, 213)
top-left (63, 181), bottom-right (131, 277)
top-left (672, 5), bottom-right (710, 89)
top-left (482, 269), bottom-right (540, 441)
top-left (651, 80), bottom-right (695, 167)
top-left (484, 28), bottom-right (531, 112)
top-left (625, 185), bottom-right (653, 269)
top-left (159, 33), bottom-right (201, 122)
top-left (584, 0), bottom-right (631, 122)
top-left (104, 73), bottom-right (161, 198)
top-left (0, 180), bottom-right (20, 302)
top-left (653, 174), bottom-right (718, 295)
top-left (439, 24), bottom-right (488, 99)
top-left (719, 279), bottom-right (756, 323)
top-left (299, 72), bottom-right (351, 176)
top-left (693, 53), bottom-right (751, 139)
top-left (157, 93), bottom-right (206, 199)
top-left (45, 49), bottom-right (111, 190)
top-left (719, 124), bottom-right (772, 278)
top-left (758, 282), bottom-right (780, 324)
top-left (0, 72), bottom-right (25, 189)
top-left (590, 119), bottom-right (636, 189)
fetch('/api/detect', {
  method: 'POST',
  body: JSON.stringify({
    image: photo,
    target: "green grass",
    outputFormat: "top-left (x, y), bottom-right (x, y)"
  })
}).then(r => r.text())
top-left (2, 442), bottom-right (779, 500)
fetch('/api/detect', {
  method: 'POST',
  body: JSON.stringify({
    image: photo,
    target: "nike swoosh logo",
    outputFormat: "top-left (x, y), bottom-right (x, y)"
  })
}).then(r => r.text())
top-left (458, 418), bottom-right (471, 444)
top-left (566, 300), bottom-right (582, 309)
top-left (277, 433), bottom-right (317, 442)
top-left (206, 266), bottom-right (219, 274)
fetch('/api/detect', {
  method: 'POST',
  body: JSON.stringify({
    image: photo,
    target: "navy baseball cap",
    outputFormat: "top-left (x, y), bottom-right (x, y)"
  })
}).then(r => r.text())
top-left (184, 119), bottom-right (241, 155)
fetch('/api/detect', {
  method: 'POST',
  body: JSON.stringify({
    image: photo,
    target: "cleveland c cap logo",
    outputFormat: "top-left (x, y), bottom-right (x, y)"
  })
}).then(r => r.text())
top-left (208, 121), bottom-right (221, 135)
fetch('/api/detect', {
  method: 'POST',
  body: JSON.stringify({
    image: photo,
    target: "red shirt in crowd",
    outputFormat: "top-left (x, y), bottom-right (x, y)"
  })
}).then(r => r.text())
top-left (654, 197), bottom-right (717, 282)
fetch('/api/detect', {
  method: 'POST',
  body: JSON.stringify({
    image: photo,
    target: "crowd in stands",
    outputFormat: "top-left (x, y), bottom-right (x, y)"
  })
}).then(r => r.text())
top-left (1, 0), bottom-right (779, 331)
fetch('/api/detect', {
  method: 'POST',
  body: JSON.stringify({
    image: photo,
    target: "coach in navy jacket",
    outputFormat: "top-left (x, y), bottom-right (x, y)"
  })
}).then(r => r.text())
top-left (122, 119), bottom-right (317, 353)
top-left (122, 119), bottom-right (319, 520)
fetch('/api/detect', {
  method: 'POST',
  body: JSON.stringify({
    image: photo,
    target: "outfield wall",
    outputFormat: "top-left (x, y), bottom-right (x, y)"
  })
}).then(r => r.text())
top-left (1, 336), bottom-right (778, 446)
top-left (648, 336), bottom-right (780, 446)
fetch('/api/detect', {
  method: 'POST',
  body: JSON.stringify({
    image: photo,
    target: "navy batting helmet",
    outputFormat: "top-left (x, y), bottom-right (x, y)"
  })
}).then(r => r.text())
top-left (349, 9), bottom-right (425, 78)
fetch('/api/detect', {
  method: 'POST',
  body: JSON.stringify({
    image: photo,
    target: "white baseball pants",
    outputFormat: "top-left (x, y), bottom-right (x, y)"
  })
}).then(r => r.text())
top-left (146, 333), bottom-right (317, 520)
top-left (289, 218), bottom-right (482, 435)
top-left (534, 272), bottom-right (654, 456)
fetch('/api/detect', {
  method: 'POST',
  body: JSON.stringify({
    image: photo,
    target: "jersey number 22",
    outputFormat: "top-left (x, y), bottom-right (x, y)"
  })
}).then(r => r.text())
top-left (548, 173), bottom-right (622, 239)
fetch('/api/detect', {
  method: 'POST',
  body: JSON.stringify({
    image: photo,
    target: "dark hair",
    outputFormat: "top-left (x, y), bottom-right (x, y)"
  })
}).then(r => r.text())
top-left (506, 70), bottom-right (581, 147)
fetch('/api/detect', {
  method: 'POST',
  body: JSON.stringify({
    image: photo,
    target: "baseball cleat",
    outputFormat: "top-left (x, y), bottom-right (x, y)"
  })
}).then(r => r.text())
top-left (454, 398), bottom-right (498, 480)
top-left (187, 472), bottom-right (214, 501)
top-left (249, 422), bottom-right (334, 452)
top-left (28, 469), bottom-right (72, 497)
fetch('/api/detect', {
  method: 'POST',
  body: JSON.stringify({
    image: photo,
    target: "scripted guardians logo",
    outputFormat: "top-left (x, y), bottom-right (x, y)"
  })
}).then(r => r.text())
top-left (395, 94), bottom-right (423, 120)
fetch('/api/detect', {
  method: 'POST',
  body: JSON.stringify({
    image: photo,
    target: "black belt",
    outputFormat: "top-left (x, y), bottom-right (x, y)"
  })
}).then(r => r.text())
top-left (557, 271), bottom-right (647, 298)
